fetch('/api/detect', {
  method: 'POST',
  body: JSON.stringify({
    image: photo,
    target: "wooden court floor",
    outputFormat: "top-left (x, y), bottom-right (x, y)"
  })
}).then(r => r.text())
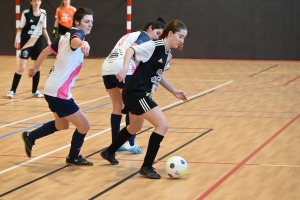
top-left (0, 56), bottom-right (299, 200)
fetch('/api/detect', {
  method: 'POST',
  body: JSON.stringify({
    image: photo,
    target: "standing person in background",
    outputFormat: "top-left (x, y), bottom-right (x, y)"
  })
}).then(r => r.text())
top-left (100, 20), bottom-right (188, 179)
top-left (53, 0), bottom-right (76, 38)
top-left (22, 7), bottom-right (94, 166)
top-left (101, 16), bottom-right (166, 154)
top-left (7, 0), bottom-right (51, 99)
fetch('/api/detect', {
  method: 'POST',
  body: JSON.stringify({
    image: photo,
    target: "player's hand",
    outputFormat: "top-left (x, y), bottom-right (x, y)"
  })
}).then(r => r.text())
top-left (14, 40), bottom-right (20, 49)
top-left (174, 90), bottom-right (187, 101)
top-left (28, 67), bottom-right (37, 78)
top-left (116, 68), bottom-right (127, 83)
top-left (81, 41), bottom-right (90, 57)
top-left (177, 42), bottom-right (184, 51)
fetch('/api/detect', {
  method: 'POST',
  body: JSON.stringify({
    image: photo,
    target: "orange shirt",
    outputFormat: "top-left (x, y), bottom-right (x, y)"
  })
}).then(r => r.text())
top-left (55, 6), bottom-right (76, 28)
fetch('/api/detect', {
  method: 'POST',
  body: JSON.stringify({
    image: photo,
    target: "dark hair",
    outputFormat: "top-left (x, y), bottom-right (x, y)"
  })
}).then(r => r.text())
top-left (158, 20), bottom-right (187, 40)
top-left (141, 16), bottom-right (166, 31)
top-left (72, 7), bottom-right (94, 27)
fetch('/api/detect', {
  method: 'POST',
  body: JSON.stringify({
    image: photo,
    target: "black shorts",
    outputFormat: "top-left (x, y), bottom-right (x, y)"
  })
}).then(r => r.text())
top-left (19, 43), bottom-right (43, 60)
top-left (44, 94), bottom-right (79, 118)
top-left (58, 24), bottom-right (71, 36)
top-left (103, 75), bottom-right (132, 89)
top-left (121, 91), bottom-right (158, 115)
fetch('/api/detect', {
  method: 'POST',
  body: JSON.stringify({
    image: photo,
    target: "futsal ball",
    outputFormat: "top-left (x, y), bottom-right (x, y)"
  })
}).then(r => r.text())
top-left (165, 156), bottom-right (188, 178)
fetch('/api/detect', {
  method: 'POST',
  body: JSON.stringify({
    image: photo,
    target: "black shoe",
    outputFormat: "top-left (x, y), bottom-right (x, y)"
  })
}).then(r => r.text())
top-left (139, 166), bottom-right (161, 179)
top-left (66, 155), bottom-right (93, 166)
top-left (100, 149), bottom-right (119, 165)
top-left (21, 131), bottom-right (35, 158)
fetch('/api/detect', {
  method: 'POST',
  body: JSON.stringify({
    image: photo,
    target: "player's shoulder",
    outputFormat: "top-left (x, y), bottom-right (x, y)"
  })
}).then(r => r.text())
top-left (40, 9), bottom-right (47, 14)
top-left (22, 9), bottom-right (30, 14)
top-left (153, 39), bottom-right (165, 46)
top-left (71, 6), bottom-right (76, 11)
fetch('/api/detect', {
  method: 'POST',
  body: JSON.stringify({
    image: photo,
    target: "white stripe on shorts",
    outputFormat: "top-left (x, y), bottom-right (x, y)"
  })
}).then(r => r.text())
top-left (139, 98), bottom-right (151, 112)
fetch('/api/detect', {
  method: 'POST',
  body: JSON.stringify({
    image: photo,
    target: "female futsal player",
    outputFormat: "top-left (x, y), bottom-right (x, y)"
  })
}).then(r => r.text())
top-left (102, 16), bottom-right (166, 154)
top-left (101, 20), bottom-right (188, 179)
top-left (7, 0), bottom-right (51, 98)
top-left (22, 7), bottom-right (94, 166)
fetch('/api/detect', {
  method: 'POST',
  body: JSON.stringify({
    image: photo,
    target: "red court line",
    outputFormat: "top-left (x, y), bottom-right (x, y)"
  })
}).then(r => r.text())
top-left (197, 113), bottom-right (300, 200)
top-left (283, 75), bottom-right (300, 86)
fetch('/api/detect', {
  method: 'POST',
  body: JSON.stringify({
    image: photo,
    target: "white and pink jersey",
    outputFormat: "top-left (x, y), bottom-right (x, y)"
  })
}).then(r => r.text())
top-left (44, 28), bottom-right (85, 100)
top-left (101, 31), bottom-right (150, 76)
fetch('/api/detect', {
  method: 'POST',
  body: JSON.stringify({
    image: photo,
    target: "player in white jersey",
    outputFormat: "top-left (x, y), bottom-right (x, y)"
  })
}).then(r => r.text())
top-left (21, 8), bottom-right (94, 166)
top-left (7, 0), bottom-right (51, 99)
top-left (102, 17), bottom-right (166, 154)
top-left (101, 20), bottom-right (188, 179)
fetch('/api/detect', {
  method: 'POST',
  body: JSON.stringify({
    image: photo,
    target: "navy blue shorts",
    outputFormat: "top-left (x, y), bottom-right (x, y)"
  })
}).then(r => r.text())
top-left (102, 75), bottom-right (132, 89)
top-left (44, 94), bottom-right (79, 118)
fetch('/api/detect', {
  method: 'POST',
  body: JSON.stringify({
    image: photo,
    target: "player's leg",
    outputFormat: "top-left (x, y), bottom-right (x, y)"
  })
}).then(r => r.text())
top-left (138, 106), bottom-right (168, 179)
top-left (100, 113), bottom-right (144, 165)
top-left (22, 112), bottom-right (68, 158)
top-left (31, 44), bottom-right (43, 97)
top-left (7, 55), bottom-right (28, 98)
top-left (64, 109), bottom-right (93, 166)
top-left (103, 75), bottom-right (126, 151)
top-left (125, 113), bottom-right (143, 154)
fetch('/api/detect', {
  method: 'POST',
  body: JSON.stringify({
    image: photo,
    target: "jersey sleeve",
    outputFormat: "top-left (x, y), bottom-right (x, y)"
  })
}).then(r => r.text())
top-left (133, 32), bottom-right (150, 45)
top-left (70, 29), bottom-right (85, 41)
top-left (54, 8), bottom-right (59, 18)
top-left (19, 10), bottom-right (28, 28)
top-left (131, 41), bottom-right (155, 62)
top-left (41, 9), bottom-right (47, 28)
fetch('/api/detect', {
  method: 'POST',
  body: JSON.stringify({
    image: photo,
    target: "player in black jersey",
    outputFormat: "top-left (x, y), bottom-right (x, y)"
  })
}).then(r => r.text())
top-left (7, 0), bottom-right (51, 99)
top-left (101, 20), bottom-right (188, 179)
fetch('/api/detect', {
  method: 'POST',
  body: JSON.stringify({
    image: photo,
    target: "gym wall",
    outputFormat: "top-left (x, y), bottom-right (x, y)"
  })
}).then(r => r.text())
top-left (0, 0), bottom-right (299, 60)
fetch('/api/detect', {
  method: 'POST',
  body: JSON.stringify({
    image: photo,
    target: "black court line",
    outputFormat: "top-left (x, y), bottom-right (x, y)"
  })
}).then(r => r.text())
top-left (0, 89), bottom-right (214, 197)
top-left (249, 64), bottom-right (278, 77)
top-left (88, 129), bottom-right (213, 200)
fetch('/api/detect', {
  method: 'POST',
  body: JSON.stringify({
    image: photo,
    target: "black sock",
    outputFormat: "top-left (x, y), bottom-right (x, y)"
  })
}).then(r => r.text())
top-left (68, 129), bottom-right (86, 160)
top-left (107, 126), bottom-right (132, 155)
top-left (28, 120), bottom-right (58, 142)
top-left (142, 132), bottom-right (164, 168)
top-left (10, 73), bottom-right (22, 93)
top-left (111, 114), bottom-right (122, 142)
top-left (126, 113), bottom-right (136, 146)
top-left (32, 71), bottom-right (40, 93)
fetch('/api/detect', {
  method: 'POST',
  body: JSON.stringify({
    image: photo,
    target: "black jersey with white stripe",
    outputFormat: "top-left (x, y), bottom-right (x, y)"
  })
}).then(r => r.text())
top-left (19, 9), bottom-right (47, 47)
top-left (124, 39), bottom-right (172, 97)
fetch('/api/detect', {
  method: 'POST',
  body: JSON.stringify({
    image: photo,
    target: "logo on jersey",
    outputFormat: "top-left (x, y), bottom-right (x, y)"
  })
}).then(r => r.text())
top-left (30, 19), bottom-right (33, 23)
top-left (28, 25), bottom-right (42, 35)
top-left (22, 50), bottom-right (29, 58)
top-left (158, 58), bottom-right (163, 63)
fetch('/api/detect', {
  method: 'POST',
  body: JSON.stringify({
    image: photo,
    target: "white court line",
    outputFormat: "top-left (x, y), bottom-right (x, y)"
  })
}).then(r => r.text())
top-left (0, 96), bottom-right (109, 129)
top-left (0, 81), bottom-right (233, 175)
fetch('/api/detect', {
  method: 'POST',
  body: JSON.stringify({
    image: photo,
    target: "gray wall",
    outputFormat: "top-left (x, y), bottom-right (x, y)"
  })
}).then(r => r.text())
top-left (0, 0), bottom-right (299, 60)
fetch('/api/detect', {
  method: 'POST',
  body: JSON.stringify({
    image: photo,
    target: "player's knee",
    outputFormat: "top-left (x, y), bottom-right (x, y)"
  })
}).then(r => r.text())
top-left (56, 123), bottom-right (69, 131)
top-left (77, 123), bottom-right (90, 133)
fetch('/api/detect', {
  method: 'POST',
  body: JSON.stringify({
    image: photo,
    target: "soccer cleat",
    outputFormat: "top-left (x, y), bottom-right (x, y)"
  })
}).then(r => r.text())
top-left (127, 144), bottom-right (143, 154)
top-left (66, 155), bottom-right (93, 166)
top-left (32, 90), bottom-right (44, 98)
top-left (139, 166), bottom-right (161, 179)
top-left (100, 149), bottom-right (119, 165)
top-left (21, 131), bottom-right (35, 158)
top-left (7, 91), bottom-right (15, 99)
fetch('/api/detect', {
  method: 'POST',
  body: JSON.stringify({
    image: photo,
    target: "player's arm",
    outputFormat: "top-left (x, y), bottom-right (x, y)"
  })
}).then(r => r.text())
top-left (28, 47), bottom-right (53, 78)
top-left (14, 28), bottom-right (22, 49)
top-left (116, 47), bottom-right (135, 83)
top-left (43, 28), bottom-right (51, 45)
top-left (71, 37), bottom-right (90, 57)
top-left (160, 76), bottom-right (187, 101)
